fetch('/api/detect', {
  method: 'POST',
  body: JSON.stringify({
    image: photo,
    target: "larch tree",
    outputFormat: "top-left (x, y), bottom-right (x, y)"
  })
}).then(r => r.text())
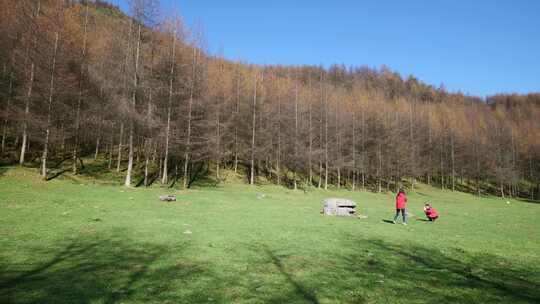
top-left (249, 70), bottom-right (257, 186)
top-left (161, 19), bottom-right (177, 184)
top-left (41, 30), bottom-right (60, 178)
top-left (72, 2), bottom-right (89, 174)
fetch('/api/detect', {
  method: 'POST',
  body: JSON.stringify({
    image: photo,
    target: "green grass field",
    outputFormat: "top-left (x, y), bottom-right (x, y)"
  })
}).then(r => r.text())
top-left (1, 165), bottom-right (539, 303)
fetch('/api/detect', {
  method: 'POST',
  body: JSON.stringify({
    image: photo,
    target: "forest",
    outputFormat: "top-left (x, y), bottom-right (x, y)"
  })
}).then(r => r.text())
top-left (1, 0), bottom-right (539, 199)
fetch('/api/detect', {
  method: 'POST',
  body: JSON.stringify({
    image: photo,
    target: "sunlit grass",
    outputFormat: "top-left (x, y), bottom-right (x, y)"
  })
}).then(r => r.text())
top-left (1, 165), bottom-right (539, 303)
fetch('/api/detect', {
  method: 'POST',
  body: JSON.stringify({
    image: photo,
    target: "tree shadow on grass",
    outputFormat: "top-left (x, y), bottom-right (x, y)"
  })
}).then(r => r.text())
top-left (1, 231), bottom-right (539, 304)
top-left (45, 168), bottom-right (70, 181)
top-left (246, 237), bottom-right (540, 303)
top-left (263, 246), bottom-right (320, 304)
top-left (190, 174), bottom-right (219, 188)
top-left (76, 160), bottom-right (125, 185)
top-left (0, 236), bottom-right (225, 304)
top-left (516, 197), bottom-right (540, 205)
top-left (335, 238), bottom-right (540, 303)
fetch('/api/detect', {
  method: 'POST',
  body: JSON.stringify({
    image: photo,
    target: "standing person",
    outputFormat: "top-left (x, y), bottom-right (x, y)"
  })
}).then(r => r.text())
top-left (423, 203), bottom-right (439, 221)
top-left (393, 189), bottom-right (407, 225)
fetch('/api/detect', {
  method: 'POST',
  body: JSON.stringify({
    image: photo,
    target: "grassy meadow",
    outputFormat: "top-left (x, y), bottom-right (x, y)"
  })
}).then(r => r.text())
top-left (1, 164), bottom-right (539, 303)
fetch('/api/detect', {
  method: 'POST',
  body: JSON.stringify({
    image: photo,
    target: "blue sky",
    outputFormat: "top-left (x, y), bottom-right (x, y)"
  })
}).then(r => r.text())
top-left (115, 0), bottom-right (540, 97)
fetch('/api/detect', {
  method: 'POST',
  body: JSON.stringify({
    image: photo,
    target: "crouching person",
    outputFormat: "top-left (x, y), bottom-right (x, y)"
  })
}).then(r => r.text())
top-left (423, 203), bottom-right (439, 222)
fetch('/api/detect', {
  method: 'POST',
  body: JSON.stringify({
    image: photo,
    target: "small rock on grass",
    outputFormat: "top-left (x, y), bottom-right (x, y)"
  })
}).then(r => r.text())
top-left (183, 230), bottom-right (192, 234)
top-left (159, 195), bottom-right (177, 202)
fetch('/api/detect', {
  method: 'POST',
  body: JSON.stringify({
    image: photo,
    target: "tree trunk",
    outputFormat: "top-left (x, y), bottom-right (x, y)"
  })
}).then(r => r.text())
top-left (114, 17), bottom-right (132, 172)
top-left (158, 157), bottom-right (163, 180)
top-left (108, 125), bottom-right (114, 169)
top-left (216, 97), bottom-right (221, 180)
top-left (234, 72), bottom-right (240, 174)
top-left (324, 83), bottom-right (329, 190)
top-left (59, 123), bottom-right (66, 155)
top-left (20, 1), bottom-right (40, 164)
top-left (529, 156), bottom-right (534, 200)
top-left (293, 78), bottom-right (298, 190)
top-left (41, 32), bottom-right (59, 179)
top-left (72, 3), bottom-right (89, 174)
top-left (409, 98), bottom-right (415, 190)
top-left (352, 110), bottom-right (356, 191)
top-left (513, 130), bottom-right (519, 197)
top-left (125, 23), bottom-right (142, 187)
top-left (144, 154), bottom-right (149, 187)
top-left (476, 150), bottom-right (481, 196)
top-left (152, 143), bottom-right (157, 164)
top-left (162, 27), bottom-right (176, 184)
top-left (183, 48), bottom-right (197, 188)
top-left (116, 122), bottom-right (124, 172)
top-left (249, 72), bottom-right (257, 186)
top-left (1, 57), bottom-right (14, 152)
top-left (95, 114), bottom-right (103, 159)
top-left (336, 99), bottom-right (341, 189)
top-left (473, 107), bottom-right (481, 197)
top-left (427, 109), bottom-right (432, 185)
top-left (378, 143), bottom-right (382, 193)
top-left (20, 61), bottom-right (34, 164)
top-left (361, 104), bottom-right (366, 190)
top-left (257, 77), bottom-right (263, 178)
top-left (215, 63), bottom-right (223, 180)
top-left (308, 78), bottom-right (313, 187)
top-left (451, 133), bottom-right (455, 191)
top-left (536, 176), bottom-right (540, 200)
top-left (276, 79), bottom-right (281, 185)
top-left (440, 136), bottom-right (444, 189)
top-left (316, 73), bottom-right (323, 188)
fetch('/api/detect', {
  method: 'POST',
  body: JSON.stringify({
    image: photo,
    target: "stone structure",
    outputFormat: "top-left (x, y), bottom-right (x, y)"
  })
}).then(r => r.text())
top-left (322, 198), bottom-right (357, 216)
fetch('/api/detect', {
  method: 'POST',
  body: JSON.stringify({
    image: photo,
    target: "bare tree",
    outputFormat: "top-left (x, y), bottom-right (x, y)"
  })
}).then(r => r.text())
top-left (249, 71), bottom-right (257, 186)
top-left (41, 32), bottom-right (59, 179)
top-left (72, 2), bottom-right (89, 174)
top-left (233, 68), bottom-right (241, 173)
top-left (183, 47), bottom-right (197, 188)
top-left (293, 75), bottom-right (298, 190)
top-left (276, 77), bottom-right (282, 185)
top-left (307, 75), bottom-right (313, 186)
top-left (324, 82), bottom-right (329, 190)
top-left (162, 22), bottom-right (177, 184)
top-left (1, 54), bottom-right (14, 152)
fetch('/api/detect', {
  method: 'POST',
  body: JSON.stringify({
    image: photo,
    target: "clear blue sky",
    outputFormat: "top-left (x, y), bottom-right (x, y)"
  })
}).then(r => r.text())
top-left (114, 0), bottom-right (540, 97)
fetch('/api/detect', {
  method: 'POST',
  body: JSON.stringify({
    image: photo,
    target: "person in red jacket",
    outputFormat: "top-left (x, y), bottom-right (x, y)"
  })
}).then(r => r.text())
top-left (393, 189), bottom-right (407, 225)
top-left (423, 203), bottom-right (439, 221)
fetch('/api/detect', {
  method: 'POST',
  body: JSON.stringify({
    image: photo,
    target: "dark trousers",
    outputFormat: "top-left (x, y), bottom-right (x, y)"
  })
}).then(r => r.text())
top-left (394, 208), bottom-right (406, 223)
